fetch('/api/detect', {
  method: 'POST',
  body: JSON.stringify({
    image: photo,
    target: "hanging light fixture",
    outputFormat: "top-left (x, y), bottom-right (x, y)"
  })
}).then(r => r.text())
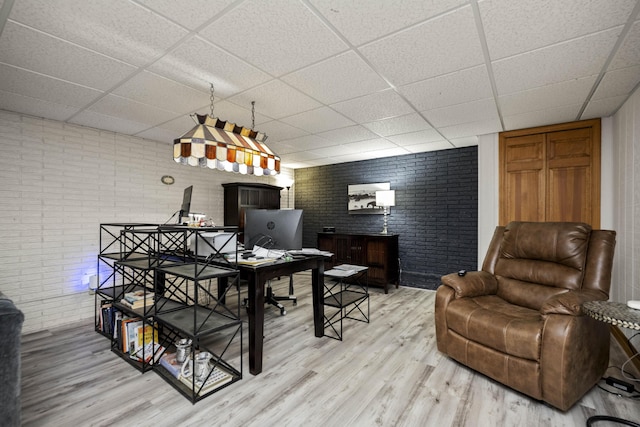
top-left (173, 83), bottom-right (280, 176)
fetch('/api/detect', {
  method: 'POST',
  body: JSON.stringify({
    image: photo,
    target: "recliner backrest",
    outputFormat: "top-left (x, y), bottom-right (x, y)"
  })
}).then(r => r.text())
top-left (485, 222), bottom-right (592, 310)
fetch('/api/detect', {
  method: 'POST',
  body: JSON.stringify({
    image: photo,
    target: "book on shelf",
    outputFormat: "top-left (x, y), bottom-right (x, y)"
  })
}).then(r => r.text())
top-left (119, 298), bottom-right (153, 310)
top-left (158, 352), bottom-right (183, 378)
top-left (120, 318), bottom-right (142, 353)
top-left (130, 342), bottom-right (164, 364)
top-left (123, 289), bottom-right (154, 303)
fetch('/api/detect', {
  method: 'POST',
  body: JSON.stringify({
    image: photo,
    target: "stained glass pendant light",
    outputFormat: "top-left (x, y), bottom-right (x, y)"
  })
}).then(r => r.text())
top-left (173, 84), bottom-right (280, 176)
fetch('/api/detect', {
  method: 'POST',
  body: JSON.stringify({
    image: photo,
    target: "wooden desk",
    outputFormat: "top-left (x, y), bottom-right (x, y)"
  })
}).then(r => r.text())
top-left (219, 256), bottom-right (325, 375)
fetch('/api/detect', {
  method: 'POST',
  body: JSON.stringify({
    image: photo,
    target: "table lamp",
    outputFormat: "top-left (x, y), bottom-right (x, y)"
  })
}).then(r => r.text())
top-left (376, 190), bottom-right (395, 234)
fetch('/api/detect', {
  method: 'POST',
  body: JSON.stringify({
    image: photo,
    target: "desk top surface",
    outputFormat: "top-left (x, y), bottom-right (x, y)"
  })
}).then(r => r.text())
top-left (583, 301), bottom-right (640, 330)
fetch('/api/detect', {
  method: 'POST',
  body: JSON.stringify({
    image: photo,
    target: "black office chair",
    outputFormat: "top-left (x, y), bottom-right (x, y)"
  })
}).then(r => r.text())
top-left (265, 274), bottom-right (296, 315)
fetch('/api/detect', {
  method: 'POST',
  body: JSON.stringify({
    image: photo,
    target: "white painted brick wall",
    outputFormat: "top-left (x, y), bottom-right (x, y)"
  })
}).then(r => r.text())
top-left (0, 109), bottom-right (288, 333)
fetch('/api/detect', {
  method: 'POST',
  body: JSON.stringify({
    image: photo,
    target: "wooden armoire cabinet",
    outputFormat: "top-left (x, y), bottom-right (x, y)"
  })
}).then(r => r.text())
top-left (499, 118), bottom-right (601, 227)
top-left (222, 182), bottom-right (282, 242)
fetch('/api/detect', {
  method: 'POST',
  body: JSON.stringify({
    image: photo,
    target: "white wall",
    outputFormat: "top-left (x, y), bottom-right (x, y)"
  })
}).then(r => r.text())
top-left (611, 87), bottom-right (640, 305)
top-left (0, 110), bottom-right (289, 333)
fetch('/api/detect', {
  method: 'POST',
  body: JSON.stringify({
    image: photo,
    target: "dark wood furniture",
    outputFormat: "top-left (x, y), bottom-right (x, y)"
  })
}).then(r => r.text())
top-left (219, 256), bottom-right (326, 375)
top-left (317, 232), bottom-right (399, 293)
top-left (222, 182), bottom-right (281, 243)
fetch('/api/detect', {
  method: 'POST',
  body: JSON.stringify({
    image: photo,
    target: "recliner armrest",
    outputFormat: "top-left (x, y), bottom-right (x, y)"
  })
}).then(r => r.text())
top-left (540, 289), bottom-right (608, 315)
top-left (441, 271), bottom-right (497, 298)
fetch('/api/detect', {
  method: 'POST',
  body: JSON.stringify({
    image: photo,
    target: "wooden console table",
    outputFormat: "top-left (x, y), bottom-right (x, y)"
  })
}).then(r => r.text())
top-left (318, 232), bottom-right (399, 293)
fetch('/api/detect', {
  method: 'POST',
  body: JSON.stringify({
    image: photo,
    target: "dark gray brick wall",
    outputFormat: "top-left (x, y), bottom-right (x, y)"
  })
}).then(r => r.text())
top-left (295, 146), bottom-right (478, 286)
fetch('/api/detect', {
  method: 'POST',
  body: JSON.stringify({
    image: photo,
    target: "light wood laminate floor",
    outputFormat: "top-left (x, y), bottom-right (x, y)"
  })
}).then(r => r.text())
top-left (21, 273), bottom-right (640, 426)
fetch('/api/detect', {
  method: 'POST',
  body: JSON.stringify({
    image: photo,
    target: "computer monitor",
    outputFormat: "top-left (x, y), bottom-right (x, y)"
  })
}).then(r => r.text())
top-left (179, 185), bottom-right (193, 223)
top-left (244, 209), bottom-right (303, 251)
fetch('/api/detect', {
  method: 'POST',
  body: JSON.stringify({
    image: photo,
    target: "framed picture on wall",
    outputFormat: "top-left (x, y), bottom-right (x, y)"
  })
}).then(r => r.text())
top-left (348, 182), bottom-right (389, 214)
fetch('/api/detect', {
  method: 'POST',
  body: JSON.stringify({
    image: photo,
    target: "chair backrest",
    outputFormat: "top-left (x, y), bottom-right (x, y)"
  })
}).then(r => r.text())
top-left (482, 221), bottom-right (615, 310)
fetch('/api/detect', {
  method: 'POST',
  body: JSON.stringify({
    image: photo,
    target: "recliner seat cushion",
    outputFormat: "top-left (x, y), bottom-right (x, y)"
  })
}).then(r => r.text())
top-left (446, 295), bottom-right (543, 360)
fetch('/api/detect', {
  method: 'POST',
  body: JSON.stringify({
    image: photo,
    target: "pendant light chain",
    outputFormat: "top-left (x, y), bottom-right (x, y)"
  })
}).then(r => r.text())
top-left (251, 101), bottom-right (256, 129)
top-left (209, 83), bottom-right (215, 118)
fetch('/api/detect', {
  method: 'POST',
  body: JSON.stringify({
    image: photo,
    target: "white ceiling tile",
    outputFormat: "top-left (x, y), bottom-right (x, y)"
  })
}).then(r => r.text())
top-left (255, 120), bottom-right (309, 142)
top-left (359, 6), bottom-right (484, 86)
top-left (492, 28), bottom-right (620, 95)
top-left (280, 149), bottom-right (326, 162)
top-left (10, 0), bottom-right (188, 66)
top-left (276, 135), bottom-right (333, 153)
top-left (502, 105), bottom-right (582, 131)
top-left (134, 0), bottom-right (237, 30)
top-left (307, 144), bottom-right (353, 158)
top-left (363, 113), bottom-right (432, 137)
top-left (479, 0), bottom-right (637, 60)
top-left (498, 76), bottom-right (596, 116)
top-left (593, 66), bottom-right (640, 100)
top-left (0, 63), bottom-right (102, 107)
top-left (148, 114), bottom-right (198, 135)
top-left (316, 125), bottom-right (378, 144)
top-left (69, 110), bottom-right (151, 135)
top-left (331, 89), bottom-right (415, 123)
top-left (439, 118), bottom-right (503, 139)
top-left (112, 71), bottom-right (209, 114)
top-left (281, 107), bottom-right (354, 134)
top-left (209, 100), bottom-right (272, 128)
top-left (0, 90), bottom-right (80, 122)
top-left (342, 138), bottom-right (398, 152)
top-left (399, 65), bottom-right (493, 111)
top-left (135, 126), bottom-right (176, 143)
top-left (226, 80), bottom-right (321, 119)
top-left (200, 0), bottom-right (347, 76)
top-left (147, 36), bottom-right (271, 96)
top-left (423, 98), bottom-right (499, 128)
top-left (309, 0), bottom-right (468, 46)
top-left (0, 22), bottom-right (136, 91)
top-left (281, 51), bottom-right (390, 104)
top-left (404, 140), bottom-right (453, 153)
top-left (364, 147), bottom-right (412, 159)
top-left (386, 129), bottom-right (445, 146)
top-left (582, 95), bottom-right (629, 119)
top-left (88, 94), bottom-right (179, 128)
top-left (610, 20), bottom-right (640, 70)
top-left (449, 136), bottom-right (478, 147)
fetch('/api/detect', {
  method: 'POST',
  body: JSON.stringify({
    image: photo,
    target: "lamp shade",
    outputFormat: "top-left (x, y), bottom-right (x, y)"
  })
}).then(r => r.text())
top-left (376, 190), bottom-right (395, 207)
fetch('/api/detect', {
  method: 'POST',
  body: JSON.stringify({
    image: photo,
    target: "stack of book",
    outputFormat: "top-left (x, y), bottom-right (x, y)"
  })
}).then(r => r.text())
top-left (120, 290), bottom-right (154, 309)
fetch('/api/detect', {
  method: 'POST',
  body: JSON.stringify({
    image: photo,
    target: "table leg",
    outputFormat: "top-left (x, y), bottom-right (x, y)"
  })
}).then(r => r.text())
top-left (312, 262), bottom-right (324, 337)
top-left (247, 273), bottom-right (265, 375)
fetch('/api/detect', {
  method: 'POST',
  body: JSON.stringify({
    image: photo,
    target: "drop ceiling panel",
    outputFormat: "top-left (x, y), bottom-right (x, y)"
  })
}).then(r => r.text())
top-left (503, 105), bottom-right (581, 131)
top-left (423, 98), bottom-right (499, 128)
top-left (254, 120), bottom-right (309, 142)
top-left (592, 66), bottom-right (640, 100)
top-left (0, 90), bottom-right (80, 122)
top-left (363, 113), bottom-right (432, 137)
top-left (0, 63), bottom-right (102, 108)
top-left (134, 0), bottom-right (238, 31)
top-left (609, 20), bottom-right (640, 70)
top-left (359, 5), bottom-right (484, 86)
top-left (88, 94), bottom-right (179, 128)
top-left (582, 95), bottom-right (630, 119)
top-left (331, 89), bottom-right (415, 123)
top-left (316, 125), bottom-right (378, 145)
top-left (281, 107), bottom-right (354, 134)
top-left (112, 71), bottom-right (209, 114)
top-left (399, 65), bottom-right (493, 111)
top-left (70, 110), bottom-right (153, 135)
top-left (404, 140), bottom-right (453, 153)
top-left (10, 0), bottom-right (188, 66)
top-left (479, 0), bottom-right (637, 60)
top-left (309, 0), bottom-right (468, 46)
top-left (498, 76), bottom-right (596, 116)
top-left (226, 80), bottom-right (321, 120)
top-left (386, 129), bottom-right (447, 146)
top-left (200, 0), bottom-right (348, 76)
top-left (281, 51), bottom-right (390, 104)
top-left (0, 22), bottom-right (136, 91)
top-left (147, 36), bottom-right (271, 96)
top-left (439, 118), bottom-right (502, 139)
top-left (492, 28), bottom-right (621, 95)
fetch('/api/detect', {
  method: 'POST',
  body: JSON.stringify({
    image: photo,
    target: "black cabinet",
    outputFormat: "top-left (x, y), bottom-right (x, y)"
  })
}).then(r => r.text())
top-left (222, 182), bottom-right (281, 243)
top-left (318, 233), bottom-right (399, 293)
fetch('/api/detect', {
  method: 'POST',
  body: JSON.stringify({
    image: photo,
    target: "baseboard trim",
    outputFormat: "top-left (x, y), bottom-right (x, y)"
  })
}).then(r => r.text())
top-left (611, 325), bottom-right (640, 375)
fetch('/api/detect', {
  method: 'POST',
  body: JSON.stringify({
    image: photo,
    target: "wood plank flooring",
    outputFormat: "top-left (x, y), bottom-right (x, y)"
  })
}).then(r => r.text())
top-left (20, 274), bottom-right (640, 426)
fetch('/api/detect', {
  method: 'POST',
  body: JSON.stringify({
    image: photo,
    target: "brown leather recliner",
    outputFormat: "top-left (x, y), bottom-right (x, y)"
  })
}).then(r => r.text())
top-left (435, 221), bottom-right (616, 411)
